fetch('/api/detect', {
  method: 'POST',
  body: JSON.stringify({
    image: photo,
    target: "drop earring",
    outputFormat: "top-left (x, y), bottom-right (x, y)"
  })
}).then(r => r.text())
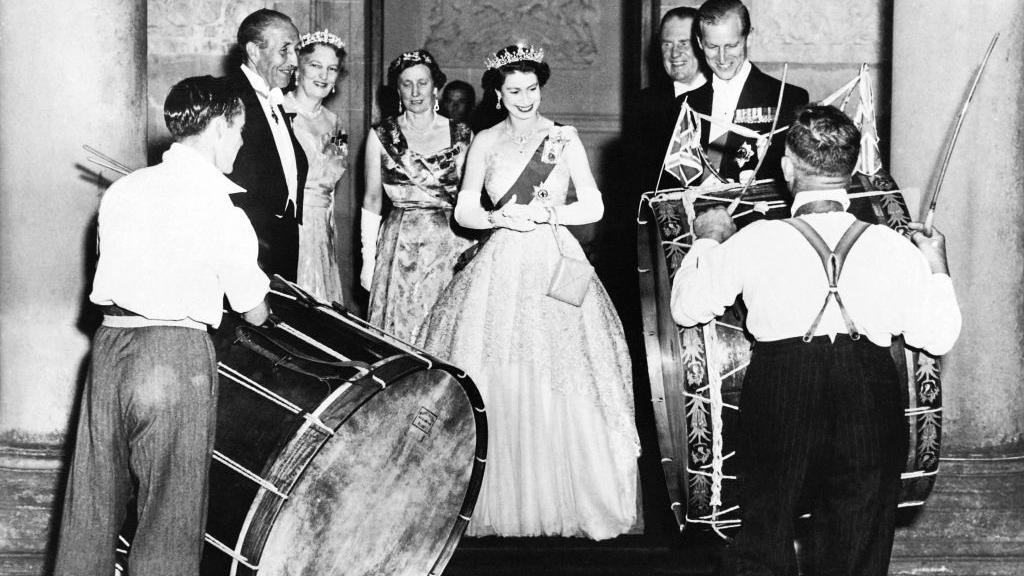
top-left (434, 100), bottom-right (439, 112)
top-left (495, 97), bottom-right (502, 110)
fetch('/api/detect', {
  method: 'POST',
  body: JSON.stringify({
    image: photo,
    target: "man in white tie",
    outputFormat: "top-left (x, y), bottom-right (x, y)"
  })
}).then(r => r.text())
top-left (226, 8), bottom-right (309, 281)
top-left (686, 0), bottom-right (808, 184)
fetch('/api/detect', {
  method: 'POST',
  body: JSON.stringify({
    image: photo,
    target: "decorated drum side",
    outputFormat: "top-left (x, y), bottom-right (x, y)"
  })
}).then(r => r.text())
top-left (637, 172), bottom-right (941, 535)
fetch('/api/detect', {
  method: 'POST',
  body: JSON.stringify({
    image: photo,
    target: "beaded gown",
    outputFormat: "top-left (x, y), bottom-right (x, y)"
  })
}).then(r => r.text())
top-left (284, 94), bottom-right (347, 303)
top-left (417, 126), bottom-right (640, 540)
top-left (367, 117), bottom-right (474, 342)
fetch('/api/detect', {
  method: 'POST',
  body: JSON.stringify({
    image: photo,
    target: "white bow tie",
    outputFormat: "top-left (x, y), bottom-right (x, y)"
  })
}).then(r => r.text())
top-left (255, 86), bottom-right (284, 107)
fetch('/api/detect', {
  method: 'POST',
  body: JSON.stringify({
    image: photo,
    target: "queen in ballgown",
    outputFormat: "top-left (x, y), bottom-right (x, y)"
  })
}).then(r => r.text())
top-left (361, 49), bottom-right (474, 342)
top-left (417, 45), bottom-right (640, 540)
top-left (285, 30), bottom-right (348, 303)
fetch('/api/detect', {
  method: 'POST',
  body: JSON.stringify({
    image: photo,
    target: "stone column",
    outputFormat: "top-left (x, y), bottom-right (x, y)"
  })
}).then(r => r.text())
top-left (890, 2), bottom-right (1024, 573)
top-left (0, 1), bottom-right (146, 573)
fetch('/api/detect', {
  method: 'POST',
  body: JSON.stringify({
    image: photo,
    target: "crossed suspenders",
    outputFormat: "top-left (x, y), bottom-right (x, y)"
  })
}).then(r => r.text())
top-left (783, 217), bottom-right (871, 342)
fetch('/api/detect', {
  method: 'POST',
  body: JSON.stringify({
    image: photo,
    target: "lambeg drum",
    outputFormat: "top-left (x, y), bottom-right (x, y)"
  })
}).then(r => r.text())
top-left (637, 172), bottom-right (942, 537)
top-left (117, 278), bottom-right (487, 575)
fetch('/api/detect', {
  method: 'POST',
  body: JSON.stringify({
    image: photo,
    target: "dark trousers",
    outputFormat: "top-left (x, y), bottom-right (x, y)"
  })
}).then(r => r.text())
top-left (54, 325), bottom-right (218, 576)
top-left (727, 335), bottom-right (907, 576)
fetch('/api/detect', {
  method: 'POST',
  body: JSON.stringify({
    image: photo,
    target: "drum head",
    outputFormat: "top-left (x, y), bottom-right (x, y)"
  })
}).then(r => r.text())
top-left (256, 368), bottom-right (477, 575)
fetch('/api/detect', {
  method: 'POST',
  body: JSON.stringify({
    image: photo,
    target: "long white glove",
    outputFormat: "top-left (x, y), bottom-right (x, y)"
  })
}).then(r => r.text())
top-left (360, 209), bottom-right (381, 291)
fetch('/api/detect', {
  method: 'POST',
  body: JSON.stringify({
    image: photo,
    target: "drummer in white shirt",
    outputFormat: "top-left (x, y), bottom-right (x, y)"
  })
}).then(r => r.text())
top-left (54, 76), bottom-right (270, 576)
top-left (671, 105), bottom-right (961, 576)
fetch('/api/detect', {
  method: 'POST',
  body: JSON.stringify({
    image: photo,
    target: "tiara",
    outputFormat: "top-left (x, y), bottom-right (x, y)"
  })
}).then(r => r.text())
top-left (484, 44), bottom-right (544, 70)
top-left (298, 29), bottom-right (345, 51)
top-left (397, 50), bottom-right (433, 65)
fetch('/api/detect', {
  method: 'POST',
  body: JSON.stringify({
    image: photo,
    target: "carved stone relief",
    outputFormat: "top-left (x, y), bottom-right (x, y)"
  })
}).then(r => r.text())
top-left (149, 0), bottom-right (266, 55)
top-left (423, 0), bottom-right (602, 69)
top-left (747, 0), bottom-right (885, 63)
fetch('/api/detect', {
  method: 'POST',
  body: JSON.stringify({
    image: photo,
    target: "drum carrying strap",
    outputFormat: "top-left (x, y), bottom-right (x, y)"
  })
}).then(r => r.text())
top-left (783, 217), bottom-right (871, 342)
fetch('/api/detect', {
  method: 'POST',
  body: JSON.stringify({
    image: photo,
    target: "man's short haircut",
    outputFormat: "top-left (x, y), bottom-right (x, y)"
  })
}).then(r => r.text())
top-left (697, 0), bottom-right (751, 38)
top-left (164, 76), bottom-right (243, 140)
top-left (785, 105), bottom-right (861, 178)
top-left (237, 9), bottom-right (293, 52)
top-left (660, 6), bottom-right (699, 36)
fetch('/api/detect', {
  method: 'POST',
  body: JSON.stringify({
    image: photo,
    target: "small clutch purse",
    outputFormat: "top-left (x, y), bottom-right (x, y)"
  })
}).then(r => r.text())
top-left (545, 214), bottom-right (592, 307)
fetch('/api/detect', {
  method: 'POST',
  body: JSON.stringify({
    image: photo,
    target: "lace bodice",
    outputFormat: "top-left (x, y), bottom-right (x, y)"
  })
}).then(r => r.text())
top-left (483, 125), bottom-right (578, 207)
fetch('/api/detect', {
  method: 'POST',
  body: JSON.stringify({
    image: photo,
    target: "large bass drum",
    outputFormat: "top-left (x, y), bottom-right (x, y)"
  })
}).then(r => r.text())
top-left (637, 172), bottom-right (942, 536)
top-left (197, 279), bottom-right (486, 575)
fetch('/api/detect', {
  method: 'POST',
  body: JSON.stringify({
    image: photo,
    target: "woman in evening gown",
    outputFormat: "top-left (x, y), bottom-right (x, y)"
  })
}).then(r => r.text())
top-left (417, 44), bottom-right (640, 540)
top-left (285, 29), bottom-right (347, 303)
top-left (361, 49), bottom-right (474, 341)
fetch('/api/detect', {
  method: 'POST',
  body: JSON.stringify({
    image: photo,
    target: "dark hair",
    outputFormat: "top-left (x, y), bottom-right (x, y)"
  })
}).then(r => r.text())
top-left (298, 40), bottom-right (347, 61)
top-left (481, 45), bottom-right (551, 93)
top-left (785, 105), bottom-right (861, 178)
top-left (696, 0), bottom-right (751, 38)
top-left (660, 6), bottom-right (699, 36)
top-left (387, 49), bottom-right (447, 88)
top-left (443, 80), bottom-right (475, 101)
top-left (164, 76), bottom-right (243, 139)
top-left (238, 9), bottom-right (293, 56)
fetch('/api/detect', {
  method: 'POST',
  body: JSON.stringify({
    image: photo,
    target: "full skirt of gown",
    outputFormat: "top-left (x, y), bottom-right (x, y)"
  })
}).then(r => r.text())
top-left (417, 224), bottom-right (641, 540)
top-left (368, 206), bottom-right (473, 343)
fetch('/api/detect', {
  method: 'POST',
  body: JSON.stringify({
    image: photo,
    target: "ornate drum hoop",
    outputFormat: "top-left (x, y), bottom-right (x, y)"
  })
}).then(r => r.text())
top-left (636, 173), bottom-right (942, 537)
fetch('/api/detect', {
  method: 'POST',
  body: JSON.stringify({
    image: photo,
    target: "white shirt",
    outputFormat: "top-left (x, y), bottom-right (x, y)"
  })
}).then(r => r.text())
top-left (90, 143), bottom-right (270, 328)
top-left (670, 192), bottom-right (961, 355)
top-left (673, 75), bottom-right (707, 98)
top-left (241, 64), bottom-right (299, 209)
top-left (708, 60), bottom-right (753, 143)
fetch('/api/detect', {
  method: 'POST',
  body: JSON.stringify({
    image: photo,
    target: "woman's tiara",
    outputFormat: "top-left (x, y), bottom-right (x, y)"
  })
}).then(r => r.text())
top-left (298, 29), bottom-right (345, 51)
top-left (484, 44), bottom-right (544, 70)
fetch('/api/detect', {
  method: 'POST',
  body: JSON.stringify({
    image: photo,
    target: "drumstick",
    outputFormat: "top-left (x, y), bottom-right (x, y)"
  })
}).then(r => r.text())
top-left (727, 63), bottom-right (788, 216)
top-left (86, 155), bottom-right (131, 176)
top-left (923, 32), bottom-right (999, 235)
top-left (83, 145), bottom-right (133, 174)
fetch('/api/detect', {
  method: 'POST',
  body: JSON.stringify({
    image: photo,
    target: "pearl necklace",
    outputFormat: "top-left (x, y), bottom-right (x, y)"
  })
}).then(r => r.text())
top-left (401, 112), bottom-right (436, 135)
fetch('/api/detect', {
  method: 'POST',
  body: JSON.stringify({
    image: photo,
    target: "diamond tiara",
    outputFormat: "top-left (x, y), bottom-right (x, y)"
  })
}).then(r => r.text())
top-left (397, 50), bottom-right (433, 65)
top-left (484, 44), bottom-right (545, 70)
top-left (298, 29), bottom-right (345, 51)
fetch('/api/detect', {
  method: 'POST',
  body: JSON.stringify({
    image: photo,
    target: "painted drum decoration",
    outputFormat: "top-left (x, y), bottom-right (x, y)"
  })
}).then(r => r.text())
top-left (116, 279), bottom-right (487, 576)
top-left (637, 172), bottom-right (941, 536)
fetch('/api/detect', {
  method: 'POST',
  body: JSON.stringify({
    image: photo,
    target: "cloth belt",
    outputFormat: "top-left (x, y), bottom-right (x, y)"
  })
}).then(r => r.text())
top-left (101, 305), bottom-right (205, 331)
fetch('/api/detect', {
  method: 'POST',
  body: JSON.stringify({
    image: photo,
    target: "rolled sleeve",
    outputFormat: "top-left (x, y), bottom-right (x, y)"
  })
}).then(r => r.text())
top-left (219, 208), bottom-right (269, 314)
top-left (902, 271), bottom-right (962, 356)
top-left (671, 237), bottom-right (742, 327)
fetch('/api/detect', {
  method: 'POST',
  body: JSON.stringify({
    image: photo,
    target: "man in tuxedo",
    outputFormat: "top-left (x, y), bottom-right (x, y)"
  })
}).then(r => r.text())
top-left (688, 0), bottom-right (809, 183)
top-left (637, 7), bottom-right (707, 192)
top-left (226, 8), bottom-right (308, 281)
